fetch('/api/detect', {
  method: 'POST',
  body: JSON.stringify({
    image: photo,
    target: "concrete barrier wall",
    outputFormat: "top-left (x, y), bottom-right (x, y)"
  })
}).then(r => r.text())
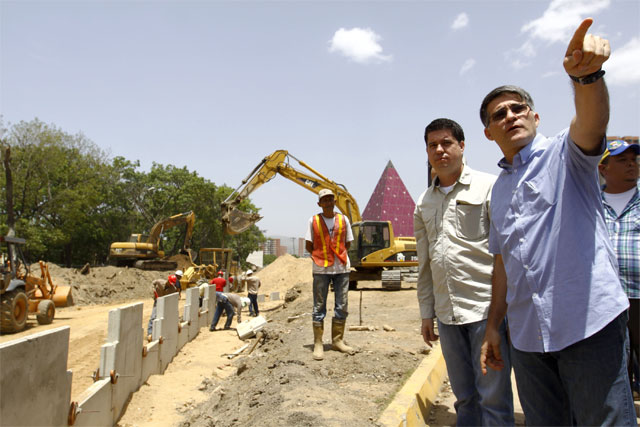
top-left (0, 326), bottom-right (73, 426)
top-left (0, 285), bottom-right (217, 426)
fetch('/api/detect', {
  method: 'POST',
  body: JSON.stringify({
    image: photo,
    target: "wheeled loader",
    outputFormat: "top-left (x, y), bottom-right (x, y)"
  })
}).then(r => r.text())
top-left (0, 236), bottom-right (73, 334)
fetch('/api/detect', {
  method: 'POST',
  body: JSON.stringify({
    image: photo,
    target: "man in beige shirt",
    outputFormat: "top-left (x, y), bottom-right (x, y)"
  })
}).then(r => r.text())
top-left (414, 118), bottom-right (513, 425)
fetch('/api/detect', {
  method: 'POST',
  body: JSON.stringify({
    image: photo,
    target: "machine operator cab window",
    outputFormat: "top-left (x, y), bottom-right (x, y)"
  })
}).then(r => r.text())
top-left (349, 222), bottom-right (390, 263)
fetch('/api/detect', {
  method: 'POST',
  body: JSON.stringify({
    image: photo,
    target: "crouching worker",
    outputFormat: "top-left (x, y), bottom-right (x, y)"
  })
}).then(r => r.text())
top-left (305, 188), bottom-right (355, 360)
top-left (210, 291), bottom-right (235, 331)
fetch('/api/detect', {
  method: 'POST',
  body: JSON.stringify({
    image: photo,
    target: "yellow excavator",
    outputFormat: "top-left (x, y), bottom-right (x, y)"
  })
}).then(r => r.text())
top-left (108, 211), bottom-right (195, 270)
top-left (222, 150), bottom-right (417, 287)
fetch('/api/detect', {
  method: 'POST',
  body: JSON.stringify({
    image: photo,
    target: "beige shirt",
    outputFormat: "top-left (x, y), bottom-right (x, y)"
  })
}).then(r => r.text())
top-left (413, 165), bottom-right (496, 325)
top-left (245, 276), bottom-right (261, 294)
top-left (225, 293), bottom-right (243, 323)
top-left (152, 279), bottom-right (178, 299)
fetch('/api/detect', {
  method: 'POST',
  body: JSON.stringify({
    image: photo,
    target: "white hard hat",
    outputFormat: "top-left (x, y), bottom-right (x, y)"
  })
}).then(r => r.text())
top-left (246, 269), bottom-right (253, 275)
top-left (175, 270), bottom-right (183, 276)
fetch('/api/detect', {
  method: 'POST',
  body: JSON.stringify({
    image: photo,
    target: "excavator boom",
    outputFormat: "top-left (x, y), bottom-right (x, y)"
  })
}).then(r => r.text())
top-left (222, 150), bottom-right (361, 234)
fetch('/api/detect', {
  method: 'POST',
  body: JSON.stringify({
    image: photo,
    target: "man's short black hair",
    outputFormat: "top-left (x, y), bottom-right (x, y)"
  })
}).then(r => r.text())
top-left (424, 118), bottom-right (465, 144)
top-left (479, 85), bottom-right (535, 127)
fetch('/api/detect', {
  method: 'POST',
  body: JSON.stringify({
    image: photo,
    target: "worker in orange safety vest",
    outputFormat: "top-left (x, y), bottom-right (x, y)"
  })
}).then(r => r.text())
top-left (304, 188), bottom-right (355, 360)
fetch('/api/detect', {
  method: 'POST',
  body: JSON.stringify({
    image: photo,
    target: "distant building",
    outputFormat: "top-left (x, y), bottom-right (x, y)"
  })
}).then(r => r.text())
top-left (261, 238), bottom-right (280, 256)
top-left (362, 160), bottom-right (416, 237)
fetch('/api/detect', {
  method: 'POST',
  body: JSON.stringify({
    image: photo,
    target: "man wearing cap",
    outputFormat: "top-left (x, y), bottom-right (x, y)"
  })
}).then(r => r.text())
top-left (305, 188), bottom-right (355, 360)
top-left (599, 138), bottom-right (640, 397)
top-left (479, 18), bottom-right (635, 425)
top-left (244, 269), bottom-right (261, 317)
top-left (415, 118), bottom-right (513, 425)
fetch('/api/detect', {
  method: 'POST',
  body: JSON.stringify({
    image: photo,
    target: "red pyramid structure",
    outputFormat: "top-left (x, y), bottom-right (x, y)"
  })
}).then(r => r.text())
top-left (362, 160), bottom-right (415, 237)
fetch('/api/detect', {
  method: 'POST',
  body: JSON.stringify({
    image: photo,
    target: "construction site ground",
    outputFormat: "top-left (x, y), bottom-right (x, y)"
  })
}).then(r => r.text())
top-left (3, 253), bottom-right (638, 426)
top-left (0, 254), bottom-right (434, 426)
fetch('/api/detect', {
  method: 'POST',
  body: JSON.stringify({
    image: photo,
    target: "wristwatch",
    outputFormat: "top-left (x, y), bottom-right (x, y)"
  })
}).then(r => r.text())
top-left (570, 69), bottom-right (605, 85)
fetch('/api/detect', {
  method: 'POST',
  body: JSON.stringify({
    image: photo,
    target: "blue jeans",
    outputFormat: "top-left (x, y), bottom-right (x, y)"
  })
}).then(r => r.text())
top-left (210, 298), bottom-right (234, 330)
top-left (312, 273), bottom-right (349, 322)
top-left (438, 318), bottom-right (514, 426)
top-left (248, 293), bottom-right (259, 316)
top-left (511, 311), bottom-right (637, 426)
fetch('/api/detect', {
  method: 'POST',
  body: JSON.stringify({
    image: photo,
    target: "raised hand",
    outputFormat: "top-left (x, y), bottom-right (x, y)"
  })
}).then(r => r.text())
top-left (563, 18), bottom-right (610, 78)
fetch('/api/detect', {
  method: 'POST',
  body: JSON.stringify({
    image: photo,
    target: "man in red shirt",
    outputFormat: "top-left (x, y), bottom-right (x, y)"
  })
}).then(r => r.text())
top-left (210, 270), bottom-right (227, 292)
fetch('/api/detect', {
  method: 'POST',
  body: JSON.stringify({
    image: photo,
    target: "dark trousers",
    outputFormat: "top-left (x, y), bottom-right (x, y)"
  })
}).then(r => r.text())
top-left (628, 298), bottom-right (639, 392)
top-left (248, 293), bottom-right (259, 316)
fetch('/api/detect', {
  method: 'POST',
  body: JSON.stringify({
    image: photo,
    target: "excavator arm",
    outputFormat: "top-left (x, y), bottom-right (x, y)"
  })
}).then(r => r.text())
top-left (222, 150), bottom-right (361, 234)
top-left (147, 210), bottom-right (195, 252)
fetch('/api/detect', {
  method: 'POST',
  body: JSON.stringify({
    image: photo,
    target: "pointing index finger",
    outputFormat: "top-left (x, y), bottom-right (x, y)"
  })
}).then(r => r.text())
top-left (567, 18), bottom-right (593, 53)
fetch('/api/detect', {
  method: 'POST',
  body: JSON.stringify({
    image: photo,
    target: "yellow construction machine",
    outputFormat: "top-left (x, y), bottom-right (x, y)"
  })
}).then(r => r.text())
top-left (0, 236), bottom-right (73, 334)
top-left (221, 150), bottom-right (417, 287)
top-left (109, 211), bottom-right (195, 270)
top-left (180, 248), bottom-right (240, 291)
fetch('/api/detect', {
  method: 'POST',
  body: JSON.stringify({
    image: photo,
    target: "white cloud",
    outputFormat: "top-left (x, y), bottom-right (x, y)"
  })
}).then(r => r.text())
top-left (521, 0), bottom-right (609, 44)
top-left (507, 0), bottom-right (611, 69)
top-left (606, 37), bottom-right (640, 86)
top-left (451, 13), bottom-right (469, 30)
top-left (459, 58), bottom-right (476, 75)
top-left (328, 27), bottom-right (392, 64)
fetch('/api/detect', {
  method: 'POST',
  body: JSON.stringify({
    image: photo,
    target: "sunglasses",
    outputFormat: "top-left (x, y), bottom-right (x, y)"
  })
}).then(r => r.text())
top-left (489, 103), bottom-right (530, 124)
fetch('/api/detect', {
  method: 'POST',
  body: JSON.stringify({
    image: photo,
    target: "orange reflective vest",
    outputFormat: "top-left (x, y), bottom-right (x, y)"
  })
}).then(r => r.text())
top-left (311, 213), bottom-right (348, 268)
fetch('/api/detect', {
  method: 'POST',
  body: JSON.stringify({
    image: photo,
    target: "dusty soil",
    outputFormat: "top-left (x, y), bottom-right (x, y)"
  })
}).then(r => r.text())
top-left (1, 255), bottom-right (430, 426)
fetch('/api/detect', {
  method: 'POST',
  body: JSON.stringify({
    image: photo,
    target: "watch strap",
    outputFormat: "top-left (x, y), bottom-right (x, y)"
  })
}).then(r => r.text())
top-left (570, 69), bottom-right (605, 85)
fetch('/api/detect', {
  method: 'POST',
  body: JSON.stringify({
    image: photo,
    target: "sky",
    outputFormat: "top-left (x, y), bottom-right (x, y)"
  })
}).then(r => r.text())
top-left (2, 0), bottom-right (639, 239)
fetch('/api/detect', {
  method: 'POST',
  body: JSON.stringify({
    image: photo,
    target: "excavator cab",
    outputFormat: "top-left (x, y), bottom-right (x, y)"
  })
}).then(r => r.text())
top-left (349, 222), bottom-right (391, 264)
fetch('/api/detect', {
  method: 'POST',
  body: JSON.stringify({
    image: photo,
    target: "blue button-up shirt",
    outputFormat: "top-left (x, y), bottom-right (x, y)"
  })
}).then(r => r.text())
top-left (489, 129), bottom-right (629, 352)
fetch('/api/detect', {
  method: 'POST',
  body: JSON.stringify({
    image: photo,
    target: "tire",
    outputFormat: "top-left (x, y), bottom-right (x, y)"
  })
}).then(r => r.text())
top-left (36, 299), bottom-right (55, 325)
top-left (1, 290), bottom-right (29, 333)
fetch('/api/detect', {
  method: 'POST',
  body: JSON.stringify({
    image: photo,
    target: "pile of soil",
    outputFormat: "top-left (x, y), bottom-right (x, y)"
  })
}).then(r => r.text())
top-left (44, 264), bottom-right (164, 306)
top-left (40, 254), bottom-right (312, 307)
top-left (254, 254), bottom-right (313, 295)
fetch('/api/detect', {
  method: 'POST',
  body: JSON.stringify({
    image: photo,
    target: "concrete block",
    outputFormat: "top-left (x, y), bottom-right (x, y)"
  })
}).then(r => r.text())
top-left (184, 287), bottom-right (199, 340)
top-left (157, 293), bottom-right (179, 372)
top-left (0, 326), bottom-right (73, 426)
top-left (237, 315), bottom-right (267, 340)
top-left (99, 303), bottom-right (143, 422)
top-left (177, 321), bottom-right (189, 350)
top-left (74, 378), bottom-right (112, 427)
top-left (202, 285), bottom-right (216, 326)
top-left (198, 307), bottom-right (209, 329)
top-left (269, 291), bottom-right (280, 301)
top-left (141, 340), bottom-right (160, 384)
top-left (257, 294), bottom-right (265, 303)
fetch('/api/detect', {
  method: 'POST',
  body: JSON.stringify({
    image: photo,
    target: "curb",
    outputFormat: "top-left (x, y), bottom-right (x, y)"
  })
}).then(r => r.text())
top-left (378, 343), bottom-right (447, 426)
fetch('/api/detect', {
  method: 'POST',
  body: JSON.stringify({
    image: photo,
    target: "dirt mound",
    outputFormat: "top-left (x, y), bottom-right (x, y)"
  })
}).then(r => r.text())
top-left (43, 263), bottom-right (169, 306)
top-left (166, 253), bottom-right (195, 271)
top-left (255, 254), bottom-right (313, 295)
top-left (29, 254), bottom-right (312, 307)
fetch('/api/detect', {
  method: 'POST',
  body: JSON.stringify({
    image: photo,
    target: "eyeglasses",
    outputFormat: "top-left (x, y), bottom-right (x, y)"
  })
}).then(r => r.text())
top-left (489, 103), bottom-right (530, 124)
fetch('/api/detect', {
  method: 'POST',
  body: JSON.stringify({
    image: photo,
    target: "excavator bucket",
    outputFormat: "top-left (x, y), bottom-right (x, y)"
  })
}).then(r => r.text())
top-left (225, 209), bottom-right (263, 235)
top-left (52, 285), bottom-right (73, 307)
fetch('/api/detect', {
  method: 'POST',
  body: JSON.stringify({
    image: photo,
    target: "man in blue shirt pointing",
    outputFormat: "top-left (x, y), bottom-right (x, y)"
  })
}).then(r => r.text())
top-left (479, 18), bottom-right (636, 426)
